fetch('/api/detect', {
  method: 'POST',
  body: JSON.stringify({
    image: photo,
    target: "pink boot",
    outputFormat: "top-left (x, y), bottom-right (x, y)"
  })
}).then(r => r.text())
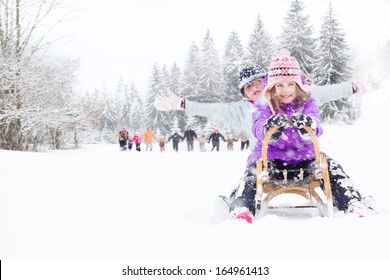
top-left (232, 208), bottom-right (254, 224)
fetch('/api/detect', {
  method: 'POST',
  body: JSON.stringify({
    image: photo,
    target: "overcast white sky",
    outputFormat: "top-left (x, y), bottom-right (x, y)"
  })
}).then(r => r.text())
top-left (52, 0), bottom-right (390, 95)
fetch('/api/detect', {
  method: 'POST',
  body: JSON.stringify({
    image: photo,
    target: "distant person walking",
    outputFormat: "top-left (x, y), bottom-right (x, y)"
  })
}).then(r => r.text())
top-left (168, 132), bottom-right (184, 152)
top-left (183, 126), bottom-right (197, 152)
top-left (208, 129), bottom-right (226, 152)
top-left (142, 126), bottom-right (158, 152)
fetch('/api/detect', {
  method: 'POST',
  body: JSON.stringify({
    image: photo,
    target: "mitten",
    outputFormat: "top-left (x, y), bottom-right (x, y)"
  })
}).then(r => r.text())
top-left (266, 114), bottom-right (288, 127)
top-left (290, 113), bottom-right (317, 139)
top-left (154, 90), bottom-right (184, 111)
top-left (264, 114), bottom-right (288, 142)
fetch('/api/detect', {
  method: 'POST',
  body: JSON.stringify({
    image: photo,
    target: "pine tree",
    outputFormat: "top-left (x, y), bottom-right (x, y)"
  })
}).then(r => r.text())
top-left (245, 15), bottom-right (274, 68)
top-left (115, 77), bottom-right (131, 129)
top-left (169, 63), bottom-right (187, 131)
top-left (144, 64), bottom-right (163, 129)
top-left (170, 116), bottom-right (181, 135)
top-left (198, 29), bottom-right (223, 103)
top-left (101, 103), bottom-right (117, 135)
top-left (279, 0), bottom-right (317, 76)
top-left (185, 30), bottom-right (223, 129)
top-left (128, 82), bottom-right (144, 134)
top-left (168, 63), bottom-right (182, 93)
top-left (222, 30), bottom-right (244, 102)
top-left (316, 3), bottom-right (358, 124)
top-left (181, 42), bottom-right (201, 100)
top-left (100, 85), bottom-right (117, 133)
top-left (315, 3), bottom-right (352, 85)
top-left (157, 65), bottom-right (174, 135)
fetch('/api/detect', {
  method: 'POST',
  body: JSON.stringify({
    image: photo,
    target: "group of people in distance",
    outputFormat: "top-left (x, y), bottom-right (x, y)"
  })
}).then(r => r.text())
top-left (118, 126), bottom-right (249, 153)
top-left (154, 49), bottom-right (376, 222)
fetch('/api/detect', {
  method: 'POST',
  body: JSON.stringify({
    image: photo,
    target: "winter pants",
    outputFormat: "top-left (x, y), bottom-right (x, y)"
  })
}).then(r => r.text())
top-left (145, 142), bottom-right (153, 151)
top-left (187, 140), bottom-right (194, 152)
top-left (229, 157), bottom-right (362, 216)
top-left (211, 142), bottom-right (220, 151)
top-left (119, 140), bottom-right (127, 150)
top-left (172, 142), bottom-right (179, 152)
top-left (241, 140), bottom-right (249, 151)
top-left (135, 144), bottom-right (141, 151)
top-left (128, 142), bottom-right (133, 151)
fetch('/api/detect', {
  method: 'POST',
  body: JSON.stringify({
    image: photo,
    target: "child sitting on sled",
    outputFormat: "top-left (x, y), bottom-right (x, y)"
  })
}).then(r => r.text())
top-left (227, 50), bottom-right (375, 223)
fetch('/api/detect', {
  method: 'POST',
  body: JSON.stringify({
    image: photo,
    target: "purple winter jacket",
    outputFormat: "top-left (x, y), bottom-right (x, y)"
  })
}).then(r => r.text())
top-left (247, 97), bottom-right (323, 166)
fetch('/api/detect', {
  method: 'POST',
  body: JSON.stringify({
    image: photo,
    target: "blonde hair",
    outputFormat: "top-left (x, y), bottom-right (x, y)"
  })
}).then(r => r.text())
top-left (269, 83), bottom-right (311, 114)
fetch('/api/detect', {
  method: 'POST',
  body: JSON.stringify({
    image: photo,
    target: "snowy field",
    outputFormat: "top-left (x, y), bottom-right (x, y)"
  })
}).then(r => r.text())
top-left (1, 82), bottom-right (390, 278)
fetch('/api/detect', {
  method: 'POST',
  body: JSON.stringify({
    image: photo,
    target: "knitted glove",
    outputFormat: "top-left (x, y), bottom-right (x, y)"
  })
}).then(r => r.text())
top-left (154, 90), bottom-right (184, 111)
top-left (290, 113), bottom-right (317, 139)
top-left (264, 114), bottom-right (288, 142)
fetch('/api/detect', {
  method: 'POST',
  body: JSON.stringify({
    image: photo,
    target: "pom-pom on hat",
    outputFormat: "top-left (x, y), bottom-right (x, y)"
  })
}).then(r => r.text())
top-left (262, 49), bottom-right (314, 100)
top-left (238, 65), bottom-right (267, 93)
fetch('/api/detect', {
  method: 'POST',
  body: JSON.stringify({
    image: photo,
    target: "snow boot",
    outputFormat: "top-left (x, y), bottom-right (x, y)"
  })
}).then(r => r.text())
top-left (231, 207), bottom-right (254, 224)
top-left (347, 196), bottom-right (377, 218)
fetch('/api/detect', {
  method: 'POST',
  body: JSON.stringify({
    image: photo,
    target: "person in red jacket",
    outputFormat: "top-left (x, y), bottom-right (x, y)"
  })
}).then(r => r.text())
top-left (132, 134), bottom-right (142, 152)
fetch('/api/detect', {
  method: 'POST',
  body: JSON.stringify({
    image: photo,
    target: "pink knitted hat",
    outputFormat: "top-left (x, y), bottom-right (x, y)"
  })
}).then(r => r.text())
top-left (262, 49), bottom-right (313, 102)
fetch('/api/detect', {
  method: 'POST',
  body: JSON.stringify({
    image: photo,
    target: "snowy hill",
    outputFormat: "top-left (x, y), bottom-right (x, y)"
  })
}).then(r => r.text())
top-left (1, 82), bottom-right (390, 273)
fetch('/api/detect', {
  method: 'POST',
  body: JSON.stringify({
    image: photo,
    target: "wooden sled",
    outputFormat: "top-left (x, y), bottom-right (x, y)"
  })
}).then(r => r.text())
top-left (256, 125), bottom-right (334, 218)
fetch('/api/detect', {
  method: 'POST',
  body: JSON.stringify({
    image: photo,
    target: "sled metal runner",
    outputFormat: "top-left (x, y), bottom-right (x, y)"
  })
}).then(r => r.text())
top-left (256, 125), bottom-right (334, 218)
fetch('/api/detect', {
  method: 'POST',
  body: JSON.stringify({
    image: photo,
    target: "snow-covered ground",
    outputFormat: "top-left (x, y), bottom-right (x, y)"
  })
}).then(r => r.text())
top-left (1, 82), bottom-right (390, 277)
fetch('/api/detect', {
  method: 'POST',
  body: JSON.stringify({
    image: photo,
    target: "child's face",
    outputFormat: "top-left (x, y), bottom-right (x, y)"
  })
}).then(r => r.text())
top-left (274, 80), bottom-right (297, 104)
top-left (243, 78), bottom-right (264, 101)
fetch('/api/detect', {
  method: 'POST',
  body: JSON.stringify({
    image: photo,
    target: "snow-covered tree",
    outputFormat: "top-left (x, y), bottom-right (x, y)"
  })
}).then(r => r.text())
top-left (168, 63), bottom-right (181, 93)
top-left (194, 30), bottom-right (224, 129)
top-left (169, 63), bottom-right (187, 131)
top-left (128, 82), bottom-right (144, 134)
top-left (144, 64), bottom-right (172, 135)
top-left (144, 64), bottom-right (161, 129)
top-left (157, 64), bottom-right (173, 135)
top-left (114, 77), bottom-right (129, 128)
top-left (181, 42), bottom-right (201, 100)
top-left (79, 88), bottom-right (106, 143)
top-left (169, 116), bottom-right (181, 135)
top-left (222, 30), bottom-right (244, 102)
top-left (315, 3), bottom-right (358, 124)
top-left (0, 0), bottom-right (80, 150)
top-left (101, 103), bottom-right (117, 134)
top-left (315, 3), bottom-right (352, 85)
top-left (99, 80), bottom-right (126, 137)
top-left (245, 15), bottom-right (274, 68)
top-left (198, 29), bottom-right (224, 103)
top-left (279, 0), bottom-right (317, 76)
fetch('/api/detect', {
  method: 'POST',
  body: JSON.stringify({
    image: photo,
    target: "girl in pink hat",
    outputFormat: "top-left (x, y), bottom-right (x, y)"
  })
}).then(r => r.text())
top-left (226, 50), bottom-right (374, 223)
